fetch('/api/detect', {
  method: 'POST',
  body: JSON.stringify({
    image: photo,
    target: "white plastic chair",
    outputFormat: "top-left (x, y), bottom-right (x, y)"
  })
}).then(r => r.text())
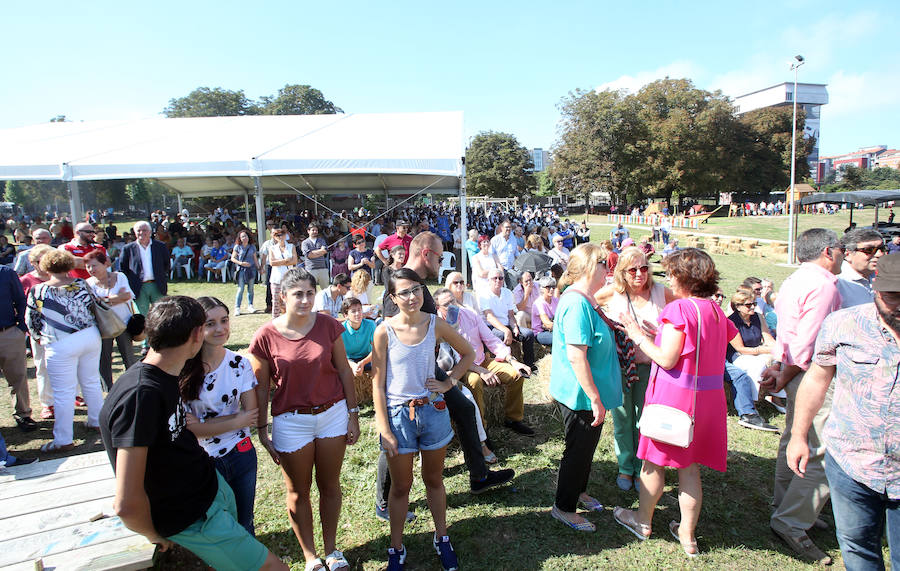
top-left (206, 260), bottom-right (228, 283)
top-left (439, 251), bottom-right (456, 282)
top-left (170, 255), bottom-right (193, 280)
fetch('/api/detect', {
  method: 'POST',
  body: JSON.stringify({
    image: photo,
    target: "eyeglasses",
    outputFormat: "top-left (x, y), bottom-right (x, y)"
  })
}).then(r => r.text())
top-left (625, 265), bottom-right (649, 276)
top-left (854, 244), bottom-right (885, 256)
top-left (752, 287), bottom-right (762, 293)
top-left (79, 230), bottom-right (96, 234)
top-left (423, 248), bottom-right (441, 259)
top-left (392, 284), bottom-right (424, 300)
top-left (490, 276), bottom-right (505, 281)
top-left (714, 294), bottom-right (726, 299)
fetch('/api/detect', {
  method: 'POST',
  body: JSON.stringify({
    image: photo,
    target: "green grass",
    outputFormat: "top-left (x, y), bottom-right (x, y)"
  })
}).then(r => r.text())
top-left (3, 250), bottom-right (865, 569)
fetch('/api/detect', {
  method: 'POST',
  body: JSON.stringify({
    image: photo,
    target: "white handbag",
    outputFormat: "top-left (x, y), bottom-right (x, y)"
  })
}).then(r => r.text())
top-left (639, 298), bottom-right (703, 448)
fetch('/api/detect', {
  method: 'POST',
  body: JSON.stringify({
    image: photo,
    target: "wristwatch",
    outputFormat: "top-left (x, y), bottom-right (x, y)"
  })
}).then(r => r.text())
top-left (347, 407), bottom-right (360, 414)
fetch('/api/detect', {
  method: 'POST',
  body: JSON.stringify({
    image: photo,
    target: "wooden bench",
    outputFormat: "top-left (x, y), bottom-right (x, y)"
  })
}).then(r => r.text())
top-left (0, 452), bottom-right (155, 571)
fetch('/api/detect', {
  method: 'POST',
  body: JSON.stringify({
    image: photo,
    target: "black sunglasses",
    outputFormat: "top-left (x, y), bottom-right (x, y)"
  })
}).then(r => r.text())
top-left (854, 244), bottom-right (885, 256)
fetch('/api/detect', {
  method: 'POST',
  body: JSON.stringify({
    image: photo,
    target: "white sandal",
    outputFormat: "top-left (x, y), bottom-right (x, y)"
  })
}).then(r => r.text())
top-left (304, 558), bottom-right (325, 571)
top-left (325, 550), bottom-right (349, 570)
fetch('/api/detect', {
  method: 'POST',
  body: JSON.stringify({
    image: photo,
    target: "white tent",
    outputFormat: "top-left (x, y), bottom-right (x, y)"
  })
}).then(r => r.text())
top-left (0, 112), bottom-right (467, 250)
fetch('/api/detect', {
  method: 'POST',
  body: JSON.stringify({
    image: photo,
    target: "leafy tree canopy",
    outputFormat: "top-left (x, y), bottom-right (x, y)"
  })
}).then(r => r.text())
top-left (465, 131), bottom-right (534, 199)
top-left (164, 84), bottom-right (342, 118)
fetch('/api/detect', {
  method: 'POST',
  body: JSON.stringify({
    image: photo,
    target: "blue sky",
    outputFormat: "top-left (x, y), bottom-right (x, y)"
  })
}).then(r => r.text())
top-left (1, 0), bottom-right (897, 156)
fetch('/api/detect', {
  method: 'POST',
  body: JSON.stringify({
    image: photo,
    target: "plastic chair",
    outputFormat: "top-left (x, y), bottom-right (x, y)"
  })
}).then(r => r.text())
top-left (206, 260), bottom-right (228, 283)
top-left (170, 255), bottom-right (193, 280)
top-left (439, 251), bottom-right (456, 282)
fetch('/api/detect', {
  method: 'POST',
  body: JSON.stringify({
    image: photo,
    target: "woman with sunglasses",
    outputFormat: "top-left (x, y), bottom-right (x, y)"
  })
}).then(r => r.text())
top-left (726, 286), bottom-right (780, 406)
top-left (373, 268), bottom-right (474, 570)
top-left (596, 246), bottom-right (676, 492)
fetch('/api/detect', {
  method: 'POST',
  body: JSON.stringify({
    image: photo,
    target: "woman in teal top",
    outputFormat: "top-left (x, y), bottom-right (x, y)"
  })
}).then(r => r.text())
top-left (549, 243), bottom-right (623, 532)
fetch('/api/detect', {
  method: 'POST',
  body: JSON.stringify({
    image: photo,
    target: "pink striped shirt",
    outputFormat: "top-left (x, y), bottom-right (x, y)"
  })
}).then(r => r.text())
top-left (457, 305), bottom-right (510, 365)
top-left (773, 262), bottom-right (841, 369)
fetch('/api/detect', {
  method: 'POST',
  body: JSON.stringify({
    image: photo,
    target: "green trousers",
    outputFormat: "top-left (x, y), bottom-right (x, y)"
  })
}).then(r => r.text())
top-left (611, 363), bottom-right (651, 477)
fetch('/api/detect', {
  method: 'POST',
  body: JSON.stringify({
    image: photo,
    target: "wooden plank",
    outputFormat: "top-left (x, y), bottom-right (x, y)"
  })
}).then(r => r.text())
top-left (2, 498), bottom-right (113, 542)
top-left (0, 536), bottom-right (155, 571)
top-left (0, 516), bottom-right (137, 566)
top-left (0, 465), bottom-right (112, 500)
top-left (0, 452), bottom-right (109, 484)
top-left (1, 480), bottom-right (114, 519)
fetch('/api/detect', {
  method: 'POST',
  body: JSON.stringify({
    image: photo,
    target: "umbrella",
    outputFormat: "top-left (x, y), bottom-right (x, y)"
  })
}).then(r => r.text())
top-left (514, 250), bottom-right (553, 274)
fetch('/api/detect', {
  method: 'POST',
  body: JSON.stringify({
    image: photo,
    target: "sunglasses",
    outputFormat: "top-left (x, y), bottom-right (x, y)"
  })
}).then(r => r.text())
top-left (714, 294), bottom-right (726, 299)
top-left (626, 265), bottom-right (649, 276)
top-left (740, 302), bottom-right (757, 308)
top-left (450, 280), bottom-right (464, 285)
top-left (490, 276), bottom-right (505, 281)
top-left (854, 245), bottom-right (885, 256)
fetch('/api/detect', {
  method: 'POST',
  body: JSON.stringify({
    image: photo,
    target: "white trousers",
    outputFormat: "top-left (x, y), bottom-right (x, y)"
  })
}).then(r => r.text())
top-left (30, 336), bottom-right (52, 408)
top-left (44, 327), bottom-right (104, 445)
top-left (458, 385), bottom-right (487, 443)
top-left (732, 353), bottom-right (786, 400)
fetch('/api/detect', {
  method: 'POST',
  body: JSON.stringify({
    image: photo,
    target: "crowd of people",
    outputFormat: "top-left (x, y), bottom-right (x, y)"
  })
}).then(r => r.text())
top-left (0, 203), bottom-right (897, 571)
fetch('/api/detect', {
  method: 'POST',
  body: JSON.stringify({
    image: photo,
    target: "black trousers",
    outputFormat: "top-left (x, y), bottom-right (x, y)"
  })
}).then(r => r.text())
top-left (555, 401), bottom-right (604, 512)
top-left (264, 266), bottom-right (272, 310)
top-left (376, 379), bottom-right (488, 509)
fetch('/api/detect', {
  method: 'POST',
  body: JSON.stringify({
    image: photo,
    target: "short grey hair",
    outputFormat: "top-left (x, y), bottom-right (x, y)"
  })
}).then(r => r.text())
top-left (32, 228), bottom-right (50, 239)
top-left (488, 268), bottom-right (504, 279)
top-left (134, 221), bottom-right (152, 232)
top-left (796, 228), bottom-right (840, 263)
top-left (841, 228), bottom-right (883, 251)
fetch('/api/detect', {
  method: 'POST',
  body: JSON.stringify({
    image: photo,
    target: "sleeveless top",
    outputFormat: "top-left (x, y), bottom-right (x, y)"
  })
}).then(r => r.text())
top-left (384, 314), bottom-right (436, 406)
top-left (726, 311), bottom-right (763, 361)
top-left (604, 282), bottom-right (666, 364)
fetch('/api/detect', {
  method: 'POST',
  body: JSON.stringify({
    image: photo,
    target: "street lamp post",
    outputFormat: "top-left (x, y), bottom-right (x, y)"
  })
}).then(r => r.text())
top-left (787, 54), bottom-right (805, 265)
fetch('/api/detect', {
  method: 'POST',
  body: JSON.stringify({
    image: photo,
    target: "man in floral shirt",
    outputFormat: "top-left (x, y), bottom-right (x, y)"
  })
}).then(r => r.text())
top-left (788, 253), bottom-right (900, 570)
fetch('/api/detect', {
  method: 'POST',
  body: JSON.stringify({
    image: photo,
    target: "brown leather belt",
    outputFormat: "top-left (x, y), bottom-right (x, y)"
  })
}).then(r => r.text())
top-left (288, 401), bottom-right (338, 415)
top-left (405, 396), bottom-right (446, 420)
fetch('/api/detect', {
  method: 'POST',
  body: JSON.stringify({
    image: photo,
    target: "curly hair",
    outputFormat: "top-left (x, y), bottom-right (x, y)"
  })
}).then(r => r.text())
top-left (661, 248), bottom-right (719, 298)
top-left (39, 249), bottom-right (75, 274)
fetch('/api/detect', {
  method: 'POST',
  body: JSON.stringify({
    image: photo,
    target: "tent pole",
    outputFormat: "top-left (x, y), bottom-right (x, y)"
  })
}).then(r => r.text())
top-left (875, 204), bottom-right (880, 228)
top-left (460, 159), bottom-right (468, 285)
top-left (253, 177), bottom-right (266, 247)
top-left (244, 191), bottom-right (251, 227)
top-left (177, 193), bottom-right (183, 215)
top-left (850, 207), bottom-right (854, 227)
top-left (67, 181), bottom-right (83, 223)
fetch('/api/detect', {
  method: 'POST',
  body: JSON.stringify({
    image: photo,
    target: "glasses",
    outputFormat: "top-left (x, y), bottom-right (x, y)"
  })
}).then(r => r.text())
top-left (854, 244), bottom-right (885, 256)
top-left (423, 248), bottom-right (441, 259)
top-left (740, 302), bottom-right (757, 308)
top-left (450, 280), bottom-right (464, 285)
top-left (753, 287), bottom-right (762, 293)
top-left (490, 276), bottom-right (505, 281)
top-left (626, 265), bottom-right (649, 276)
top-left (392, 285), bottom-right (424, 300)
top-left (714, 294), bottom-right (726, 300)
top-left (79, 230), bottom-right (96, 234)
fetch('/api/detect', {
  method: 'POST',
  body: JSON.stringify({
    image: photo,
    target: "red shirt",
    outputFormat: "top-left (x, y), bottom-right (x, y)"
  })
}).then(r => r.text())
top-left (350, 226), bottom-right (366, 238)
top-left (249, 315), bottom-right (346, 416)
top-left (19, 273), bottom-right (47, 297)
top-left (62, 240), bottom-right (107, 279)
top-left (378, 233), bottom-right (413, 264)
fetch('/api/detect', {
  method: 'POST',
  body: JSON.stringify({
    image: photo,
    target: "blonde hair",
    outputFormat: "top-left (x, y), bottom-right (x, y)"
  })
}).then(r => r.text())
top-left (350, 269), bottom-right (371, 294)
top-left (613, 246), bottom-right (653, 294)
top-left (558, 243), bottom-right (606, 290)
top-left (28, 244), bottom-right (54, 265)
top-left (526, 234), bottom-right (544, 251)
top-left (730, 286), bottom-right (755, 311)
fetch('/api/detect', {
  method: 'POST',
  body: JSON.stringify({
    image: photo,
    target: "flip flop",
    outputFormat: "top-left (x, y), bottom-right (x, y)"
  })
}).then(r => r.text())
top-left (669, 520), bottom-right (699, 558)
top-left (613, 506), bottom-right (650, 541)
top-left (578, 494), bottom-right (604, 512)
top-left (40, 442), bottom-right (75, 453)
top-left (551, 505), bottom-right (595, 532)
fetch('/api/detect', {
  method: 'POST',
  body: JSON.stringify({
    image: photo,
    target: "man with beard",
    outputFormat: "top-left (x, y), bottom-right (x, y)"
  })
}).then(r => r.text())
top-left (761, 228), bottom-right (843, 565)
top-left (787, 254), bottom-right (900, 570)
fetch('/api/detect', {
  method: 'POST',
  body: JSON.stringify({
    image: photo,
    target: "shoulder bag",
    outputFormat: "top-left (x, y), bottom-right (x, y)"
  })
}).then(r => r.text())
top-left (639, 298), bottom-right (703, 448)
top-left (84, 279), bottom-right (127, 340)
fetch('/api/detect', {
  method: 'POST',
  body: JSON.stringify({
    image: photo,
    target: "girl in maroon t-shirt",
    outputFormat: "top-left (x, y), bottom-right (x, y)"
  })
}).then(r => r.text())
top-left (249, 268), bottom-right (359, 571)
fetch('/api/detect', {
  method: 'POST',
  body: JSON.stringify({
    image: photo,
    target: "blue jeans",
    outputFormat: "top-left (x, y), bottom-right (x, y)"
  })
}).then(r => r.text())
top-left (825, 451), bottom-right (899, 571)
top-left (724, 361), bottom-right (758, 416)
top-left (235, 274), bottom-right (254, 308)
top-left (214, 441), bottom-right (258, 536)
top-left (490, 325), bottom-right (536, 368)
top-left (536, 330), bottom-right (553, 346)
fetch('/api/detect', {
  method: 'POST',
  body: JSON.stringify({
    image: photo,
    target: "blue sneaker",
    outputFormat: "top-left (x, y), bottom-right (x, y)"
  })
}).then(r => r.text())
top-left (433, 535), bottom-right (459, 571)
top-left (387, 545), bottom-right (406, 571)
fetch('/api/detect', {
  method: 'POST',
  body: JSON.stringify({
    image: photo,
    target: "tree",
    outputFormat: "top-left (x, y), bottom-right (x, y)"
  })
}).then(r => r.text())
top-left (534, 170), bottom-right (556, 196)
top-left (736, 106), bottom-right (812, 194)
top-left (126, 179), bottom-right (174, 213)
top-left (49, 115), bottom-right (68, 122)
top-left (465, 131), bottom-right (534, 199)
top-left (3, 180), bottom-right (68, 213)
top-left (261, 84), bottom-right (343, 115)
top-left (163, 87), bottom-right (259, 118)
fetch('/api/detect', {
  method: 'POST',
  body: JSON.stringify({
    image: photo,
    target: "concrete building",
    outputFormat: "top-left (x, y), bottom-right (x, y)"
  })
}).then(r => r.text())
top-left (819, 145), bottom-right (898, 182)
top-left (531, 148), bottom-right (551, 172)
top-left (733, 82), bottom-right (828, 179)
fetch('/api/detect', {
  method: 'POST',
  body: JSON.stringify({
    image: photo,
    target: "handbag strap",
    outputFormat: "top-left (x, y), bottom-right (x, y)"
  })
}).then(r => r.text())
top-left (685, 298), bottom-right (703, 420)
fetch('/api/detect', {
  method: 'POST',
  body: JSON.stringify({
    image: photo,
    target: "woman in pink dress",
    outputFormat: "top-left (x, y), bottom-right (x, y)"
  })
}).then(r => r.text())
top-left (612, 248), bottom-right (737, 558)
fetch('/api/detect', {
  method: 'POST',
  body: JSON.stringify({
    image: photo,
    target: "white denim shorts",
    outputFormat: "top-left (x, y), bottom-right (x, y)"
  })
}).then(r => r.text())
top-left (272, 399), bottom-right (348, 453)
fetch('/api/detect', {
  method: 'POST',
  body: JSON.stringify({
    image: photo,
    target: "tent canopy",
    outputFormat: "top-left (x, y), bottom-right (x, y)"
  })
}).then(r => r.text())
top-left (0, 112), bottom-right (464, 196)
top-left (800, 189), bottom-right (900, 206)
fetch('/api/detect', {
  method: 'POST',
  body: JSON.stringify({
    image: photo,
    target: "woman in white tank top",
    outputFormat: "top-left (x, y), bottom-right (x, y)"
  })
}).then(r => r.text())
top-left (596, 247), bottom-right (676, 493)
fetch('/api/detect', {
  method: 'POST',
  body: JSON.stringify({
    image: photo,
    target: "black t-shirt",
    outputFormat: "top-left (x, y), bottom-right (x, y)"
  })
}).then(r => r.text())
top-left (100, 362), bottom-right (218, 537)
top-left (383, 280), bottom-right (436, 318)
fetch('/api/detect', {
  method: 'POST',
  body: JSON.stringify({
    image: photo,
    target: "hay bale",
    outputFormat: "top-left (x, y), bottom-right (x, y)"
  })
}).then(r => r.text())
top-left (353, 371), bottom-right (373, 405)
top-left (482, 384), bottom-right (508, 427)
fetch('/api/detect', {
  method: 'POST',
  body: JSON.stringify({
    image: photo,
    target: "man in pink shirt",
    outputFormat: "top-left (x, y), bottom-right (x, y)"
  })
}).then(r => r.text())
top-left (434, 287), bottom-right (534, 436)
top-left (761, 228), bottom-right (843, 565)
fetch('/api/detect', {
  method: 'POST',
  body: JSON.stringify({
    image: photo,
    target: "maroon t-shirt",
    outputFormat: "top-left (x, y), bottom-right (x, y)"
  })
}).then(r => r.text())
top-left (249, 314), bottom-right (346, 416)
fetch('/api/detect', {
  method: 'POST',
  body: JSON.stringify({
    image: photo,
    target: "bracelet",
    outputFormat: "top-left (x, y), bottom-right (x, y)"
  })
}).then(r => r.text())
top-left (347, 407), bottom-right (360, 414)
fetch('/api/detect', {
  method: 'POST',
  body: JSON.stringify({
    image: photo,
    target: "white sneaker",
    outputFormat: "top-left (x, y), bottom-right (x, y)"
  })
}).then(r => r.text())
top-left (247, 304), bottom-right (255, 313)
top-left (234, 307), bottom-right (241, 316)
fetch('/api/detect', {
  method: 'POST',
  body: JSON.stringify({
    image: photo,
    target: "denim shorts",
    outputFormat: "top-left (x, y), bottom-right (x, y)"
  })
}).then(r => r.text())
top-left (384, 398), bottom-right (454, 455)
top-left (272, 399), bottom-right (348, 453)
top-left (167, 471), bottom-right (268, 571)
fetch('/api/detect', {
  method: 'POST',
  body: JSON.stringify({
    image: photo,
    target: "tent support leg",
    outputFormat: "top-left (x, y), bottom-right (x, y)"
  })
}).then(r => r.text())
top-left (253, 177), bottom-right (266, 247)
top-left (460, 161), bottom-right (468, 285)
top-left (176, 193), bottom-right (183, 215)
top-left (244, 192), bottom-right (251, 227)
top-left (875, 205), bottom-right (879, 228)
top-left (67, 181), bottom-right (83, 223)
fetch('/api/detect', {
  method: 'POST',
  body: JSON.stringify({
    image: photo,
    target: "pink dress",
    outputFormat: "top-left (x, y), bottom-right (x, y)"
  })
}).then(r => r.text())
top-left (637, 297), bottom-right (737, 472)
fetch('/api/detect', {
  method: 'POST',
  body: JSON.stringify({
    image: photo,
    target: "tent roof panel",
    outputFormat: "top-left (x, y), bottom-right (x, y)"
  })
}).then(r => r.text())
top-left (800, 189), bottom-right (900, 206)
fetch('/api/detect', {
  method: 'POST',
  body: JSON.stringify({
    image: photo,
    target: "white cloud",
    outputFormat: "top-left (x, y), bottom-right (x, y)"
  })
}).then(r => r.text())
top-left (826, 67), bottom-right (900, 118)
top-left (595, 61), bottom-right (703, 94)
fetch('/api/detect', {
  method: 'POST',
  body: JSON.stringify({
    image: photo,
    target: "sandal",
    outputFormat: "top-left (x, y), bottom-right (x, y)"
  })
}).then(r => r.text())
top-left (304, 558), bottom-right (326, 571)
top-left (325, 550), bottom-right (349, 570)
top-left (613, 506), bottom-right (650, 541)
top-left (669, 520), bottom-right (698, 558)
top-left (550, 505), bottom-right (595, 532)
top-left (40, 442), bottom-right (75, 453)
top-left (483, 451), bottom-right (498, 464)
top-left (578, 494), bottom-right (604, 512)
